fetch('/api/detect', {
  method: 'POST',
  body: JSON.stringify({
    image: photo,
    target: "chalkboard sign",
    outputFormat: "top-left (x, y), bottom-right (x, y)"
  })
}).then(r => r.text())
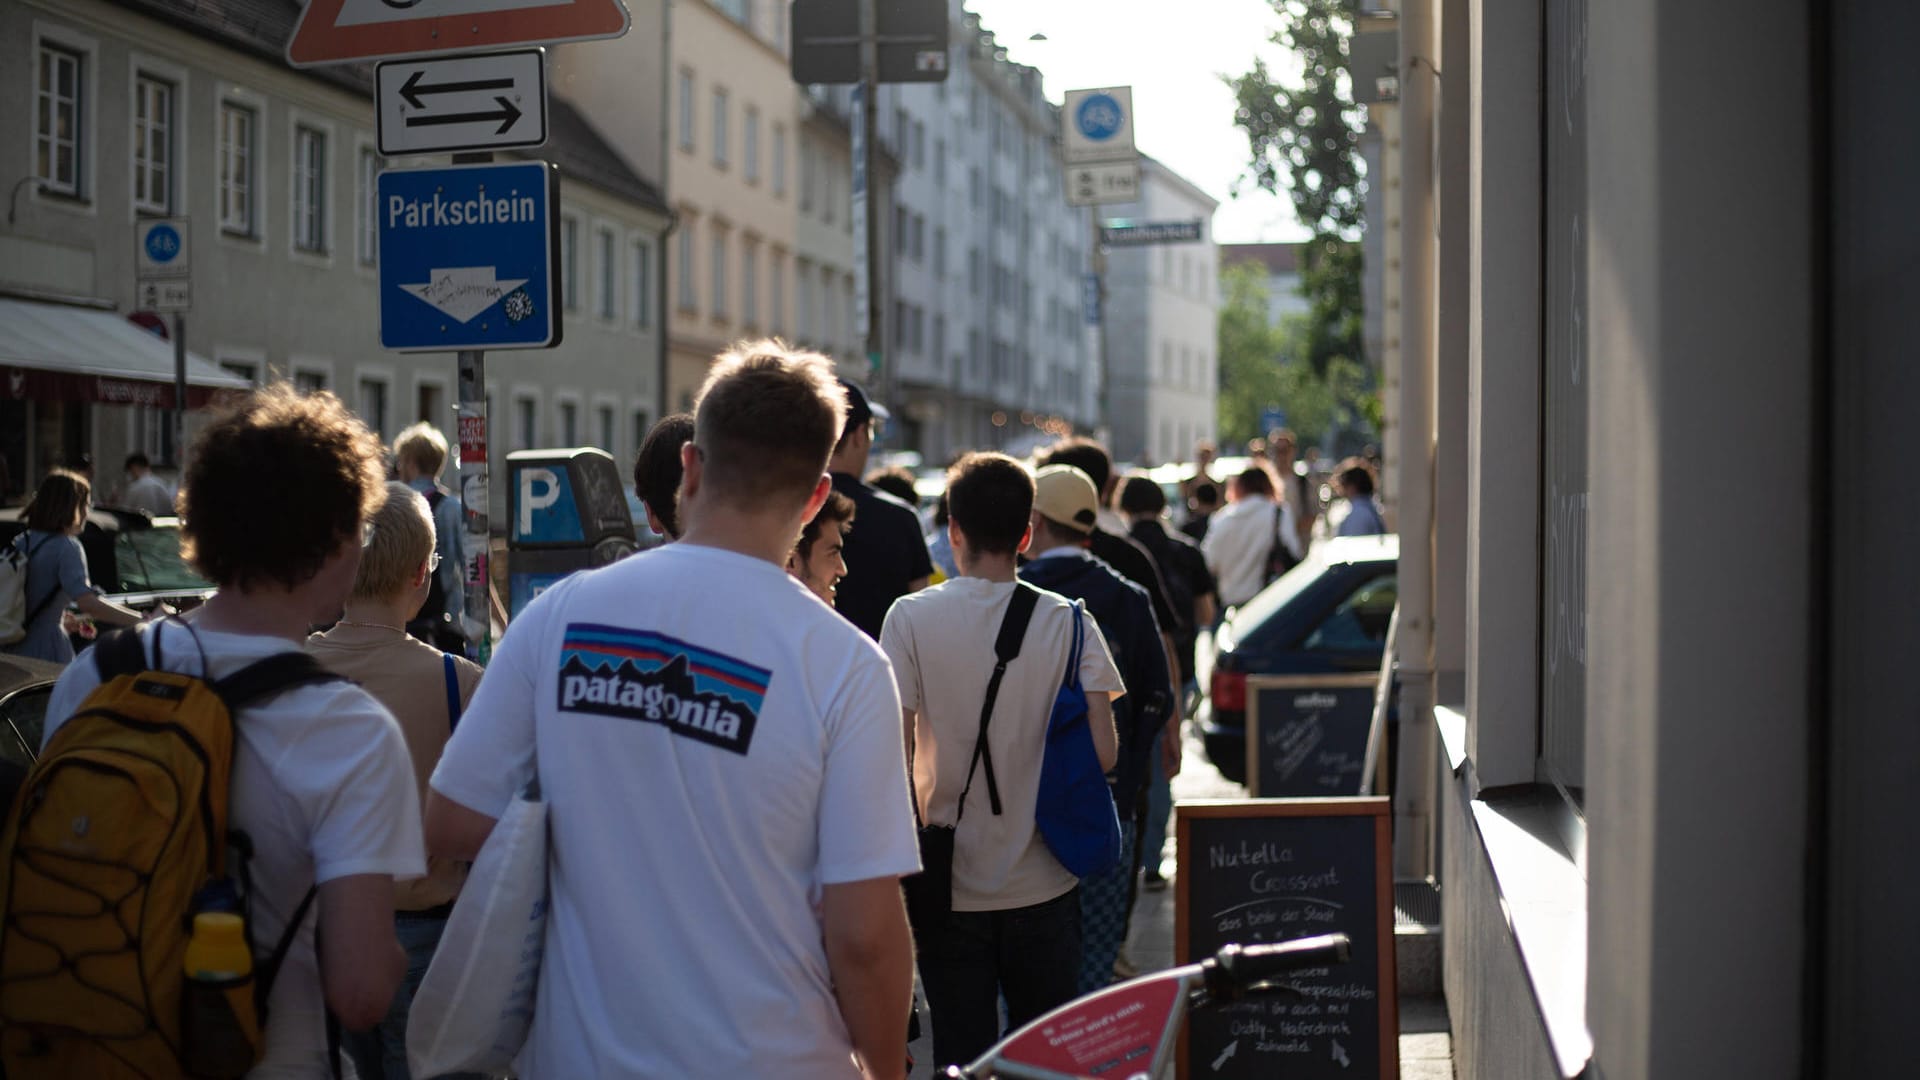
top-left (1245, 674), bottom-right (1380, 797)
top-left (1175, 798), bottom-right (1397, 1080)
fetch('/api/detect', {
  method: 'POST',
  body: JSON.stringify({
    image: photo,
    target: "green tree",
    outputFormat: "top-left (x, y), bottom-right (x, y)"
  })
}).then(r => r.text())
top-left (1216, 262), bottom-right (1288, 446)
top-left (1228, 0), bottom-right (1367, 377)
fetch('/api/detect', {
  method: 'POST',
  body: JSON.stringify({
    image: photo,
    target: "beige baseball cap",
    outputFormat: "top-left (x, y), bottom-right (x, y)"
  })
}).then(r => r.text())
top-left (1033, 464), bottom-right (1100, 534)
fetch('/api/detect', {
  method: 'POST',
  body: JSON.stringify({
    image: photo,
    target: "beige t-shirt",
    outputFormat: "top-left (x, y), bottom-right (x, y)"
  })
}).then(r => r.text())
top-left (881, 577), bottom-right (1125, 912)
top-left (308, 623), bottom-right (484, 911)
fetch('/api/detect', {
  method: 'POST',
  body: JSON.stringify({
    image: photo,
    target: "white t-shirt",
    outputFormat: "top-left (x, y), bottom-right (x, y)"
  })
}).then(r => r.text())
top-left (43, 618), bottom-right (424, 1079)
top-left (1202, 497), bottom-right (1291, 607)
top-left (880, 578), bottom-right (1125, 912)
top-left (430, 543), bottom-right (920, 1080)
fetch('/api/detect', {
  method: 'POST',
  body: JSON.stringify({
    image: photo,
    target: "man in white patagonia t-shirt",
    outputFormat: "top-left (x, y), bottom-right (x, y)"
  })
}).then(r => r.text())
top-left (42, 385), bottom-right (423, 1078)
top-left (426, 341), bottom-right (920, 1080)
top-left (880, 452), bottom-right (1123, 1071)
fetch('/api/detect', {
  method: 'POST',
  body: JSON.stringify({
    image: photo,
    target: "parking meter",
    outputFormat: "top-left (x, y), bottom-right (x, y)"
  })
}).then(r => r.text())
top-left (506, 448), bottom-right (639, 618)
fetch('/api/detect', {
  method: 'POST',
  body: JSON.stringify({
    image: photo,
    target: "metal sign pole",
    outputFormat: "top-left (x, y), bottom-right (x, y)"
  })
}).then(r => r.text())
top-left (860, 0), bottom-right (885, 419)
top-left (451, 150), bottom-right (494, 662)
top-left (172, 312), bottom-right (187, 466)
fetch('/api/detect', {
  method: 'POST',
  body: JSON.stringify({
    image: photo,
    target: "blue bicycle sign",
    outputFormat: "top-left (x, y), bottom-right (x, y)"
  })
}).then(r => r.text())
top-left (1075, 93), bottom-right (1124, 141)
top-left (137, 219), bottom-right (191, 278)
top-left (144, 224), bottom-right (182, 264)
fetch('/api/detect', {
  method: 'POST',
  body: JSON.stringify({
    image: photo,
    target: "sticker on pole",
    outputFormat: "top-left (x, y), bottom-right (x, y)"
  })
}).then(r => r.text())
top-left (377, 161), bottom-right (561, 352)
top-left (287, 0), bottom-right (630, 68)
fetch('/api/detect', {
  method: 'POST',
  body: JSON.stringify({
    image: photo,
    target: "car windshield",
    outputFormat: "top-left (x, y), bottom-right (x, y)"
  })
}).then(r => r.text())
top-left (115, 526), bottom-right (210, 593)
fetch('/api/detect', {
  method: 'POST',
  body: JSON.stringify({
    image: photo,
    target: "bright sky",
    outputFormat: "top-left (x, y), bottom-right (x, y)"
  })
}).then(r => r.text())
top-left (963, 0), bottom-right (1310, 244)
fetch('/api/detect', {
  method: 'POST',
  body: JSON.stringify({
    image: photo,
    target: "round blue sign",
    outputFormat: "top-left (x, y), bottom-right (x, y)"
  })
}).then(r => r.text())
top-left (144, 223), bottom-right (182, 265)
top-left (1075, 93), bottom-right (1124, 142)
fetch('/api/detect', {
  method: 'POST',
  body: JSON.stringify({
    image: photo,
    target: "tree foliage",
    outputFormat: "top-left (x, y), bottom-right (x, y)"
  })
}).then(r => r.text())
top-left (1216, 262), bottom-right (1376, 450)
top-left (1228, 0), bottom-right (1368, 379)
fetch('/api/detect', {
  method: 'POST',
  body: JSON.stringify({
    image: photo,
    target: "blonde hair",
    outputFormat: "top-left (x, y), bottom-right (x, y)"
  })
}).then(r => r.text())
top-left (393, 422), bottom-right (450, 480)
top-left (352, 481), bottom-right (435, 601)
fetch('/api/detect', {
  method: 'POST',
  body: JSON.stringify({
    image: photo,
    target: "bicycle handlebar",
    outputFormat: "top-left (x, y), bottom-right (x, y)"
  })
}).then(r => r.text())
top-left (1203, 934), bottom-right (1351, 1000)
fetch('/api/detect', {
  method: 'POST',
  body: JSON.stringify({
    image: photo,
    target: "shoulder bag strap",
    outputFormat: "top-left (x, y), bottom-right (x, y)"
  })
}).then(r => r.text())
top-left (954, 583), bottom-right (1040, 823)
top-left (1064, 601), bottom-right (1085, 691)
top-left (442, 652), bottom-right (462, 732)
top-left (91, 626), bottom-right (150, 681)
top-left (19, 535), bottom-right (63, 631)
top-left (214, 652), bottom-right (344, 710)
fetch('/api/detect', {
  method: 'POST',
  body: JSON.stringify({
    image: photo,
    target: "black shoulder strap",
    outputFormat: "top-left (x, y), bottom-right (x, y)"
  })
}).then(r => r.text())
top-left (955, 584), bottom-right (1041, 823)
top-left (254, 884), bottom-right (319, 1011)
top-left (92, 627), bottom-right (151, 681)
top-left (214, 652), bottom-right (344, 710)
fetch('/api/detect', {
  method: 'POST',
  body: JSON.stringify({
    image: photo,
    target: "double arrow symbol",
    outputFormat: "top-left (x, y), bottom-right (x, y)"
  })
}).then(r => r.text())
top-left (399, 71), bottom-right (523, 135)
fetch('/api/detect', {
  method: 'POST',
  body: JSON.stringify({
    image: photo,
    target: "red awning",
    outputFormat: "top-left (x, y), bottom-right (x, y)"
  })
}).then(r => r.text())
top-left (0, 296), bottom-right (251, 408)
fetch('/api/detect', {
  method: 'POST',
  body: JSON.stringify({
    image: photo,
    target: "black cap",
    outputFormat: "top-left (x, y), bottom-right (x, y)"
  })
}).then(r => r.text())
top-left (837, 377), bottom-right (890, 432)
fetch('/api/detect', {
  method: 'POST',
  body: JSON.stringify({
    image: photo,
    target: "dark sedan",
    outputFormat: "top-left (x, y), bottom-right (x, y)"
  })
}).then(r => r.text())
top-left (1196, 535), bottom-right (1398, 785)
top-left (0, 654), bottom-right (61, 811)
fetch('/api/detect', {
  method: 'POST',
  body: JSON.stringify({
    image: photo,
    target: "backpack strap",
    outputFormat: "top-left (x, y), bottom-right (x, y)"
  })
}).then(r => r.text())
top-left (955, 583), bottom-right (1040, 823)
top-left (253, 882), bottom-right (319, 1012)
top-left (91, 626), bottom-right (152, 681)
top-left (213, 652), bottom-right (343, 710)
top-left (443, 652), bottom-right (462, 732)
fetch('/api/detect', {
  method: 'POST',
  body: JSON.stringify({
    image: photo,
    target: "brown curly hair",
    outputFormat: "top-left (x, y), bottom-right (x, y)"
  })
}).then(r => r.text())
top-left (178, 383), bottom-right (386, 592)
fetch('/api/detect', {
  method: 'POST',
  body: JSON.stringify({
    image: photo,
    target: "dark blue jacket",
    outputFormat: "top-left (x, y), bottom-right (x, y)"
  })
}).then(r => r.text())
top-left (1019, 550), bottom-right (1172, 812)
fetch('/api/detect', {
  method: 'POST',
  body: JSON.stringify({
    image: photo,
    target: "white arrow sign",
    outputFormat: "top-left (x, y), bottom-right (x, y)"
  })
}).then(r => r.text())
top-left (401, 267), bottom-right (529, 323)
top-left (377, 50), bottom-right (547, 156)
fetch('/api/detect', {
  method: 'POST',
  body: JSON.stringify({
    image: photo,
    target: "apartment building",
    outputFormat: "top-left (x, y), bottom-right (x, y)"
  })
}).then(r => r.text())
top-left (0, 0), bottom-right (669, 504)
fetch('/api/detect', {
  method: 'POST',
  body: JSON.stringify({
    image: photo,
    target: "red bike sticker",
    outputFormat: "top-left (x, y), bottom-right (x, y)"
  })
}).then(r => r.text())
top-left (997, 978), bottom-right (1181, 1077)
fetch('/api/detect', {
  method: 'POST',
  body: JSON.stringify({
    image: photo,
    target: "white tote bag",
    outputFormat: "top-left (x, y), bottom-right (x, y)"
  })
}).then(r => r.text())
top-left (407, 785), bottom-right (548, 1078)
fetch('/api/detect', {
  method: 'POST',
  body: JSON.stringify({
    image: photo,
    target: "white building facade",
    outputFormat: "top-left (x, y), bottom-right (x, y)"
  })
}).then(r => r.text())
top-left (1099, 157), bottom-right (1219, 466)
top-left (871, 5), bottom-right (1098, 461)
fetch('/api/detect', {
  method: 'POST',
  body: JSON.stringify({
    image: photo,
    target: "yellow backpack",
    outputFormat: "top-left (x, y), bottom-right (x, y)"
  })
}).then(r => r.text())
top-left (0, 627), bottom-right (341, 1078)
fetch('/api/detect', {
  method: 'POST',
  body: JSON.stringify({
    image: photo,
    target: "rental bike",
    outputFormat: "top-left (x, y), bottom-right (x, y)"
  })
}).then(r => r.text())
top-left (943, 932), bottom-right (1351, 1080)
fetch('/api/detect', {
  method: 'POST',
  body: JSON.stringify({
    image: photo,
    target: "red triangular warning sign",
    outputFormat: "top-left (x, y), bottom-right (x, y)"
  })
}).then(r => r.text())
top-left (287, 0), bottom-right (629, 68)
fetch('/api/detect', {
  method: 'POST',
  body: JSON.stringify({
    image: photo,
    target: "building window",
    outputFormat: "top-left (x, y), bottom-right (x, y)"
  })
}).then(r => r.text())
top-left (597, 226), bottom-right (617, 319)
top-left (678, 70), bottom-right (695, 152)
top-left (795, 257), bottom-right (813, 341)
top-left (912, 120), bottom-right (925, 169)
top-left (744, 106), bottom-right (760, 183)
top-left (295, 369), bottom-right (328, 393)
top-left (293, 125), bottom-right (327, 253)
top-left (711, 88), bottom-right (729, 167)
top-left (676, 224), bottom-right (697, 311)
top-left (716, 0), bottom-right (751, 24)
top-left (709, 229), bottom-right (728, 317)
top-left (514, 397), bottom-right (537, 450)
top-left (933, 227), bottom-right (945, 277)
top-left (772, 126), bottom-right (787, 195)
top-left (357, 147), bottom-right (378, 265)
top-left (633, 239), bottom-right (653, 328)
top-left (969, 248), bottom-right (982, 297)
top-left (935, 139), bottom-right (945, 186)
top-left (558, 400), bottom-right (578, 446)
top-left (561, 216), bottom-right (579, 311)
top-left (596, 405), bottom-right (615, 454)
top-left (220, 360), bottom-right (258, 384)
top-left (358, 378), bottom-right (388, 439)
top-left (821, 160), bottom-right (835, 223)
top-left (800, 140), bottom-right (816, 211)
top-left (769, 253), bottom-right (784, 333)
top-left (933, 315), bottom-right (945, 369)
top-left (912, 215), bottom-right (925, 262)
top-left (218, 102), bottom-right (254, 234)
top-left (132, 73), bottom-right (173, 214)
top-left (632, 410), bottom-right (651, 458)
top-left (741, 242), bottom-right (759, 327)
top-left (35, 44), bottom-right (84, 197)
top-left (894, 206), bottom-right (908, 255)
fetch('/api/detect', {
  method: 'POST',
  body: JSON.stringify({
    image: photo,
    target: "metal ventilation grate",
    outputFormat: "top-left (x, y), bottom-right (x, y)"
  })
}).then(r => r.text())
top-left (1393, 879), bottom-right (1441, 930)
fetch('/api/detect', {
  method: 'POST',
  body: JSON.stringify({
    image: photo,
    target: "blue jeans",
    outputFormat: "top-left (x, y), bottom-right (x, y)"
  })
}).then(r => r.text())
top-left (341, 913), bottom-right (482, 1080)
top-left (1142, 740), bottom-right (1173, 879)
top-left (918, 887), bottom-right (1082, 1069)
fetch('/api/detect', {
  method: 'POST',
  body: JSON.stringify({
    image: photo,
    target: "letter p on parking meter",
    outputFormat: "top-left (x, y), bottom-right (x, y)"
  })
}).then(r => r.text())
top-left (506, 449), bottom-right (638, 618)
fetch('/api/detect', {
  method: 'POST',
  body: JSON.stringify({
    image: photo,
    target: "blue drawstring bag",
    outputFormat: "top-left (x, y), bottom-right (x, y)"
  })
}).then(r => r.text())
top-left (1035, 602), bottom-right (1123, 877)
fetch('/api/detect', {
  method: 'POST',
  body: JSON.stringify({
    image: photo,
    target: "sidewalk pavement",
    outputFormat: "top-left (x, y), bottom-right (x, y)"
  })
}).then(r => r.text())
top-left (909, 722), bottom-right (1455, 1078)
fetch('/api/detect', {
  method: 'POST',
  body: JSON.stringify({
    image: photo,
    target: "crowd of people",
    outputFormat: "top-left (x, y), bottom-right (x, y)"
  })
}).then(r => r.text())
top-left (0, 339), bottom-right (1385, 1079)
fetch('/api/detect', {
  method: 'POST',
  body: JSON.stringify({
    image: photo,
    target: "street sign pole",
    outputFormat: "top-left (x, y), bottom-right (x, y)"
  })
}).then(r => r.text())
top-left (452, 149), bottom-right (495, 663)
top-left (859, 0), bottom-right (886, 427)
top-left (173, 313), bottom-right (186, 467)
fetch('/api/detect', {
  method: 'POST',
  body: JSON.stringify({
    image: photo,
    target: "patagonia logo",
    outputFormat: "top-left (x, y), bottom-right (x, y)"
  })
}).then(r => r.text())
top-left (133, 679), bottom-right (187, 701)
top-left (556, 624), bottom-right (769, 756)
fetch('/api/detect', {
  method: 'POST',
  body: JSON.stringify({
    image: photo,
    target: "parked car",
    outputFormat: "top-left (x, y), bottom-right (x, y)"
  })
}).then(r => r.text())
top-left (0, 507), bottom-right (216, 641)
top-left (0, 654), bottom-right (62, 811)
top-left (1196, 534), bottom-right (1399, 784)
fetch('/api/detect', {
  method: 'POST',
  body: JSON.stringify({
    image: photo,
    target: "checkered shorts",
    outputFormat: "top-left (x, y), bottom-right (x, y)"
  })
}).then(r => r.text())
top-left (1076, 820), bottom-right (1137, 996)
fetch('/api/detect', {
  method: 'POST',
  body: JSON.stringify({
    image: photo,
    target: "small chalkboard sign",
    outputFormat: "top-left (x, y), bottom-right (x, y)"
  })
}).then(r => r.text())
top-left (1246, 674), bottom-right (1380, 797)
top-left (1175, 798), bottom-right (1397, 1080)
